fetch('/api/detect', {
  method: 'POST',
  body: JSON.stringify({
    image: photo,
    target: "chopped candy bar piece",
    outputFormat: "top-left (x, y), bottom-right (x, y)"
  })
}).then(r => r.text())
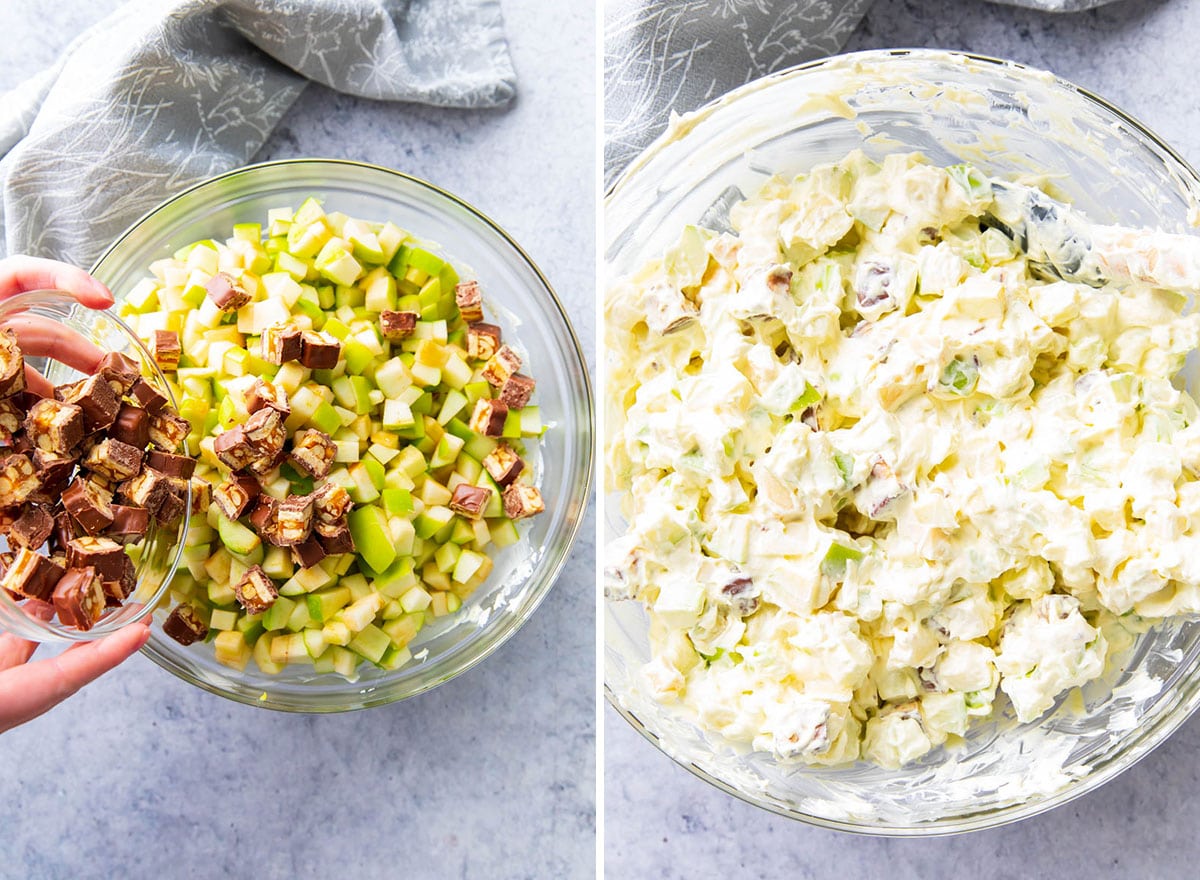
top-left (233, 564), bottom-right (278, 614)
top-left (145, 450), bottom-right (195, 479)
top-left (188, 477), bottom-right (211, 515)
top-left (83, 437), bottom-right (144, 482)
top-left (206, 272), bottom-right (251, 311)
top-left (2, 548), bottom-right (64, 600)
top-left (498, 374), bottom-right (535, 409)
top-left (290, 537), bottom-right (326, 570)
top-left (247, 448), bottom-right (286, 478)
top-left (104, 505), bottom-right (149, 544)
top-left (10, 430), bottom-right (32, 454)
top-left (129, 379), bottom-right (167, 414)
top-left (25, 398), bottom-right (84, 455)
top-left (246, 379), bottom-right (290, 418)
top-left (212, 474), bottom-right (260, 521)
top-left (272, 494), bottom-right (314, 547)
top-left (53, 511), bottom-right (76, 551)
top-left (148, 410), bottom-right (190, 452)
top-left (150, 330), bottom-right (181, 371)
top-left (0, 329), bottom-right (26, 398)
top-left (244, 407), bottom-right (286, 459)
top-left (246, 495), bottom-right (277, 536)
top-left (53, 566), bottom-right (106, 630)
top-left (101, 554), bottom-right (136, 607)
top-left (97, 352), bottom-right (141, 396)
top-left (379, 310), bottom-right (418, 340)
top-left (30, 451), bottom-right (75, 504)
top-left (66, 536), bottom-right (128, 582)
top-left (0, 507), bottom-right (18, 534)
top-left (110, 404), bottom-right (151, 448)
top-left (58, 374), bottom-right (120, 432)
top-left (468, 398), bottom-right (508, 438)
top-left (481, 345), bottom-right (522, 387)
top-left (0, 453), bottom-right (41, 507)
top-left (454, 280), bottom-right (484, 322)
top-left (10, 505), bottom-right (54, 549)
top-left (299, 332), bottom-right (340, 369)
top-left (482, 442), bottom-right (524, 488)
top-left (63, 477), bottom-right (113, 534)
top-left (288, 429), bottom-right (335, 479)
top-left (467, 323), bottom-right (501, 361)
top-left (214, 426), bottom-right (257, 472)
top-left (261, 324), bottom-right (303, 365)
top-left (163, 603), bottom-right (207, 645)
top-left (155, 490), bottom-right (186, 526)
top-left (311, 482), bottom-right (352, 524)
top-left (449, 484), bottom-right (491, 520)
top-left (316, 524), bottom-right (355, 555)
top-left (117, 469), bottom-right (170, 517)
top-left (502, 483), bottom-right (545, 520)
top-left (0, 399), bottom-right (23, 443)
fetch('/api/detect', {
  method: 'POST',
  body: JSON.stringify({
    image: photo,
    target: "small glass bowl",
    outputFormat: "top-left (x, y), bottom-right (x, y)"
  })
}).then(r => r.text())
top-left (0, 290), bottom-right (186, 641)
top-left (90, 159), bottom-right (594, 711)
top-left (605, 49), bottom-right (1200, 834)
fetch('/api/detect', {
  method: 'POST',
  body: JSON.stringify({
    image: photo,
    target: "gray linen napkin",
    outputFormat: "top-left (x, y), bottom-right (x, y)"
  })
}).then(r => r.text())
top-left (0, 0), bottom-right (516, 267)
top-left (605, 0), bottom-right (1124, 187)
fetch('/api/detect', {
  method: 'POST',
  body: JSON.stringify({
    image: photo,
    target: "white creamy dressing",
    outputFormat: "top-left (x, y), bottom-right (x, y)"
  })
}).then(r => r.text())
top-left (605, 150), bottom-right (1200, 769)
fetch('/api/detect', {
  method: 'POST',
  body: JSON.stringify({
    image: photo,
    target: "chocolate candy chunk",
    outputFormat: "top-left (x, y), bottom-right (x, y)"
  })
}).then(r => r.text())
top-left (502, 484), bottom-right (544, 520)
top-left (163, 603), bottom-right (207, 645)
top-left (188, 477), bottom-right (211, 515)
top-left (145, 450), bottom-right (195, 479)
top-left (212, 474), bottom-right (259, 521)
top-left (149, 330), bottom-right (181, 371)
top-left (104, 505), bottom-right (149, 544)
top-left (0, 453), bottom-right (41, 507)
top-left (53, 511), bottom-right (77, 551)
top-left (290, 537), bottom-right (326, 570)
top-left (316, 524), bottom-right (355, 556)
top-left (288, 429), bottom-right (335, 479)
top-left (449, 484), bottom-right (491, 520)
top-left (110, 404), bottom-right (151, 448)
top-left (155, 490), bottom-right (186, 526)
top-left (0, 507), bottom-right (19, 534)
top-left (148, 410), bottom-right (190, 453)
top-left (0, 398), bottom-right (23, 443)
top-left (498, 374), bottom-right (535, 409)
top-left (25, 398), bottom-right (84, 455)
top-left (379, 310), bottom-right (418, 340)
top-left (63, 477), bottom-right (114, 534)
top-left (9, 430), bottom-right (32, 455)
top-left (97, 352), bottom-right (141, 396)
top-left (244, 407), bottom-right (286, 459)
top-left (34, 450), bottom-right (79, 496)
top-left (482, 442), bottom-right (524, 488)
top-left (66, 536), bottom-right (129, 581)
top-left (206, 272), bottom-right (251, 311)
top-left (261, 324), bottom-right (303, 365)
top-left (233, 564), bottom-right (278, 614)
top-left (311, 482), bottom-right (352, 525)
top-left (129, 379), bottom-right (166, 414)
top-left (10, 505), bottom-right (54, 549)
top-left (467, 322), bottom-right (501, 361)
top-left (214, 426), bottom-right (257, 472)
top-left (0, 329), bottom-right (26, 399)
top-left (299, 332), bottom-right (340, 369)
top-left (2, 548), bottom-right (65, 600)
top-left (118, 468), bottom-right (172, 517)
top-left (52, 566), bottom-right (106, 630)
top-left (273, 494), bottom-right (313, 546)
top-left (83, 437), bottom-right (144, 482)
top-left (454, 280), bottom-right (484, 323)
top-left (468, 398), bottom-right (507, 438)
top-left (246, 378), bottom-right (290, 419)
top-left (101, 554), bottom-right (137, 607)
top-left (481, 345), bottom-right (522, 387)
top-left (59, 374), bottom-right (120, 432)
top-left (246, 495), bottom-right (277, 536)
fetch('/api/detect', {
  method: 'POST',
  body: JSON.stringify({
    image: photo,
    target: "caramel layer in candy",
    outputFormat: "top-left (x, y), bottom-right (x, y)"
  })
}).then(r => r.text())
top-left (10, 505), bottom-right (54, 549)
top-left (379, 310), bottom-right (418, 340)
top-left (468, 398), bottom-right (508, 438)
top-left (288, 429), bottom-right (334, 479)
top-left (53, 566), bottom-right (106, 630)
top-left (290, 537), bottom-right (326, 570)
top-left (482, 442), bottom-right (524, 488)
top-left (244, 407), bottom-right (286, 459)
top-left (316, 524), bottom-right (355, 556)
top-left (97, 352), bottom-right (141, 396)
top-left (104, 505), bottom-right (150, 544)
top-left (467, 323), bottom-right (501, 361)
top-left (66, 536), bottom-right (129, 581)
top-left (145, 450), bottom-right (195, 479)
top-left (502, 484), bottom-right (545, 520)
top-left (454, 280), bottom-right (484, 323)
top-left (25, 398), bottom-right (84, 456)
top-left (0, 328), bottom-right (26, 398)
top-left (84, 437), bottom-right (144, 482)
top-left (163, 603), bottom-right (207, 645)
top-left (148, 410), bottom-right (190, 453)
top-left (206, 272), bottom-right (252, 312)
top-left (129, 378), bottom-right (167, 414)
top-left (2, 548), bottom-right (65, 600)
top-left (481, 345), bottom-right (522, 387)
top-left (273, 494), bottom-right (314, 547)
top-left (498, 374), bottom-right (535, 409)
top-left (246, 379), bottom-right (290, 419)
top-left (213, 474), bottom-right (259, 520)
top-left (449, 484), bottom-right (491, 520)
top-left (261, 324), bottom-right (303, 365)
top-left (0, 453), bottom-right (41, 507)
top-left (233, 564), bottom-right (278, 614)
top-left (60, 374), bottom-right (120, 432)
top-left (101, 554), bottom-right (137, 607)
top-left (214, 426), bottom-right (257, 472)
top-left (299, 332), bottom-right (340, 369)
top-left (311, 482), bottom-right (352, 524)
top-left (111, 404), bottom-right (151, 449)
top-left (64, 477), bottom-right (114, 534)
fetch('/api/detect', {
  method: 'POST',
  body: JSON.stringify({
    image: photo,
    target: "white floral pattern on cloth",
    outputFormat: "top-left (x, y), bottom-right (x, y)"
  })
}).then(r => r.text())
top-left (0, 0), bottom-right (516, 267)
top-left (604, 0), bottom-right (1124, 187)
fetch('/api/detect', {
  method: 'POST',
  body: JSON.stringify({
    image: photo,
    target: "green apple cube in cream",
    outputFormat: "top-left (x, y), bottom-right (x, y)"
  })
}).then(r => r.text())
top-left (120, 199), bottom-right (546, 678)
top-left (605, 151), bottom-right (1200, 769)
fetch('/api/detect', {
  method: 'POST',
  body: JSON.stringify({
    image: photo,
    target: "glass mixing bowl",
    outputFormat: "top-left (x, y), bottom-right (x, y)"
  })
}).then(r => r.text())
top-left (604, 49), bottom-right (1200, 834)
top-left (92, 159), bottom-right (593, 710)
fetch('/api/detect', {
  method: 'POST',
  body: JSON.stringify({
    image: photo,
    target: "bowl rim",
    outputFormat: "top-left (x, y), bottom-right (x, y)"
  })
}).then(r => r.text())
top-left (93, 157), bottom-right (594, 711)
top-left (603, 47), bottom-right (1200, 835)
